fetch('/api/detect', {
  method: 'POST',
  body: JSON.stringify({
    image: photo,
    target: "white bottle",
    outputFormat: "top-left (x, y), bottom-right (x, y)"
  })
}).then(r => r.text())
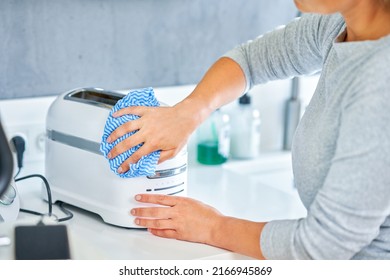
top-left (229, 93), bottom-right (261, 159)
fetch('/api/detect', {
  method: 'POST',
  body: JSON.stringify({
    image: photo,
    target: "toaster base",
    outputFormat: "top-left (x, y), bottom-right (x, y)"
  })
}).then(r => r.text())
top-left (43, 184), bottom-right (187, 229)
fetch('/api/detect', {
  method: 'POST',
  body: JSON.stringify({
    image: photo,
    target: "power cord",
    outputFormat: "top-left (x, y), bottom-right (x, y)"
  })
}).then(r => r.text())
top-left (11, 136), bottom-right (25, 179)
top-left (56, 201), bottom-right (74, 222)
top-left (15, 174), bottom-right (74, 222)
top-left (11, 136), bottom-right (73, 222)
top-left (15, 174), bottom-right (53, 217)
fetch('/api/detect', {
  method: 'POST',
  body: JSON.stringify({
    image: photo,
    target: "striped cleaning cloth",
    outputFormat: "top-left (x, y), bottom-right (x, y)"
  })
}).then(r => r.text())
top-left (100, 87), bottom-right (160, 178)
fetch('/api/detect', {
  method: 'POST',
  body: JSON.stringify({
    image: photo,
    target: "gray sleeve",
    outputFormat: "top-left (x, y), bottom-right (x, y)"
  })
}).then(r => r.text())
top-left (261, 69), bottom-right (390, 259)
top-left (223, 13), bottom-right (343, 92)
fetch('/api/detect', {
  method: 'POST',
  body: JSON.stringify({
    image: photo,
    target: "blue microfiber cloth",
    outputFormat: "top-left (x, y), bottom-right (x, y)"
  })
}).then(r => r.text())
top-left (100, 87), bottom-right (160, 178)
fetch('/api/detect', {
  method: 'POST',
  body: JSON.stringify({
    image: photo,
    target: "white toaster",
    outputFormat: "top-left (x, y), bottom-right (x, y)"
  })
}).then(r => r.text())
top-left (44, 88), bottom-right (187, 228)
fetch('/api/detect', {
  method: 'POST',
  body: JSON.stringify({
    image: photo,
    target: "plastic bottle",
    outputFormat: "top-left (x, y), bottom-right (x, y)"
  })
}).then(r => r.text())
top-left (196, 109), bottom-right (230, 165)
top-left (229, 93), bottom-right (261, 159)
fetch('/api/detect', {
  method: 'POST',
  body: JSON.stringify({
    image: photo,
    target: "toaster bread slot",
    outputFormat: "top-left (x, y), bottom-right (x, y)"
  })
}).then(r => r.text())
top-left (64, 88), bottom-right (124, 109)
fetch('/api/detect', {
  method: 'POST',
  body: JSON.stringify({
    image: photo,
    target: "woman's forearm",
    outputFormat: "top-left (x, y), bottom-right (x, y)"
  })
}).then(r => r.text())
top-left (211, 215), bottom-right (267, 259)
top-left (175, 57), bottom-right (247, 127)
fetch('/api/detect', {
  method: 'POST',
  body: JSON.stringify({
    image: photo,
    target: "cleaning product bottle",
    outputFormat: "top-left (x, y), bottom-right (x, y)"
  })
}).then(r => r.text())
top-left (196, 109), bottom-right (230, 165)
top-left (229, 93), bottom-right (261, 159)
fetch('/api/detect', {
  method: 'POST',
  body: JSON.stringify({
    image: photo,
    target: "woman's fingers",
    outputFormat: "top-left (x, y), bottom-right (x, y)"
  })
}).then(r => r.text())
top-left (134, 194), bottom-right (179, 207)
top-left (112, 106), bottom-right (147, 118)
top-left (128, 143), bottom-right (157, 164)
top-left (131, 206), bottom-right (172, 219)
top-left (158, 149), bottom-right (177, 164)
top-left (107, 119), bottom-right (141, 143)
top-left (108, 132), bottom-right (144, 159)
top-left (131, 196), bottom-right (178, 230)
top-left (118, 144), bottom-right (156, 173)
top-left (115, 146), bottom-right (180, 173)
top-left (148, 229), bottom-right (178, 239)
top-left (134, 218), bottom-right (174, 229)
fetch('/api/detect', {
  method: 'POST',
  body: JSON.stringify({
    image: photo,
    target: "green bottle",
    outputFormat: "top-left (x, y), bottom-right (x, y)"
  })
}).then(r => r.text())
top-left (196, 109), bottom-right (230, 165)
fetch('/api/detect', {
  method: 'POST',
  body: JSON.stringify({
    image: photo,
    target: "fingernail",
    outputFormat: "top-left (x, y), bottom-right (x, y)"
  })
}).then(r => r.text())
top-left (107, 136), bottom-right (112, 143)
top-left (112, 111), bottom-right (118, 117)
top-left (135, 218), bottom-right (140, 225)
top-left (135, 195), bottom-right (142, 201)
top-left (130, 209), bottom-right (136, 215)
top-left (118, 167), bottom-right (123, 173)
top-left (107, 153), bottom-right (112, 159)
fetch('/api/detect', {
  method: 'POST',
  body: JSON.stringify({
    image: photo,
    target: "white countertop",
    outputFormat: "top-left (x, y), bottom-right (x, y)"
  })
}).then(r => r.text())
top-left (0, 151), bottom-right (306, 260)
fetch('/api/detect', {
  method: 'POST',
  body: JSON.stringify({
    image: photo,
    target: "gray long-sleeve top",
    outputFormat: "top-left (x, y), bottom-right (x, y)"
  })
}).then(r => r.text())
top-left (224, 13), bottom-right (390, 259)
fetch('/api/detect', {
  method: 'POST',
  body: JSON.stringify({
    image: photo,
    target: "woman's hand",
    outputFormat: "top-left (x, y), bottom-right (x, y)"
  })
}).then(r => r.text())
top-left (131, 194), bottom-right (224, 245)
top-left (131, 194), bottom-right (266, 259)
top-left (106, 102), bottom-right (200, 174)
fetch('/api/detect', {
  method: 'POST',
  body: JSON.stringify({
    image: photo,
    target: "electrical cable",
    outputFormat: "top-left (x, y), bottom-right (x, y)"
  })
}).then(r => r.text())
top-left (16, 174), bottom-right (53, 216)
top-left (11, 134), bottom-right (74, 222)
top-left (19, 208), bottom-right (43, 216)
top-left (11, 136), bottom-right (25, 179)
top-left (16, 174), bottom-right (74, 222)
top-left (56, 201), bottom-right (74, 222)
top-left (13, 167), bottom-right (21, 180)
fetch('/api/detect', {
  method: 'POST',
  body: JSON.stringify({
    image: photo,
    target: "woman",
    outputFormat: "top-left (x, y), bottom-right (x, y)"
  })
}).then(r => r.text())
top-left (106, 0), bottom-right (390, 259)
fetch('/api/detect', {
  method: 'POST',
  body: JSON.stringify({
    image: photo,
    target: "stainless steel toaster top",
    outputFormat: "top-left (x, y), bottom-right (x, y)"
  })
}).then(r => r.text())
top-left (64, 88), bottom-right (125, 109)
